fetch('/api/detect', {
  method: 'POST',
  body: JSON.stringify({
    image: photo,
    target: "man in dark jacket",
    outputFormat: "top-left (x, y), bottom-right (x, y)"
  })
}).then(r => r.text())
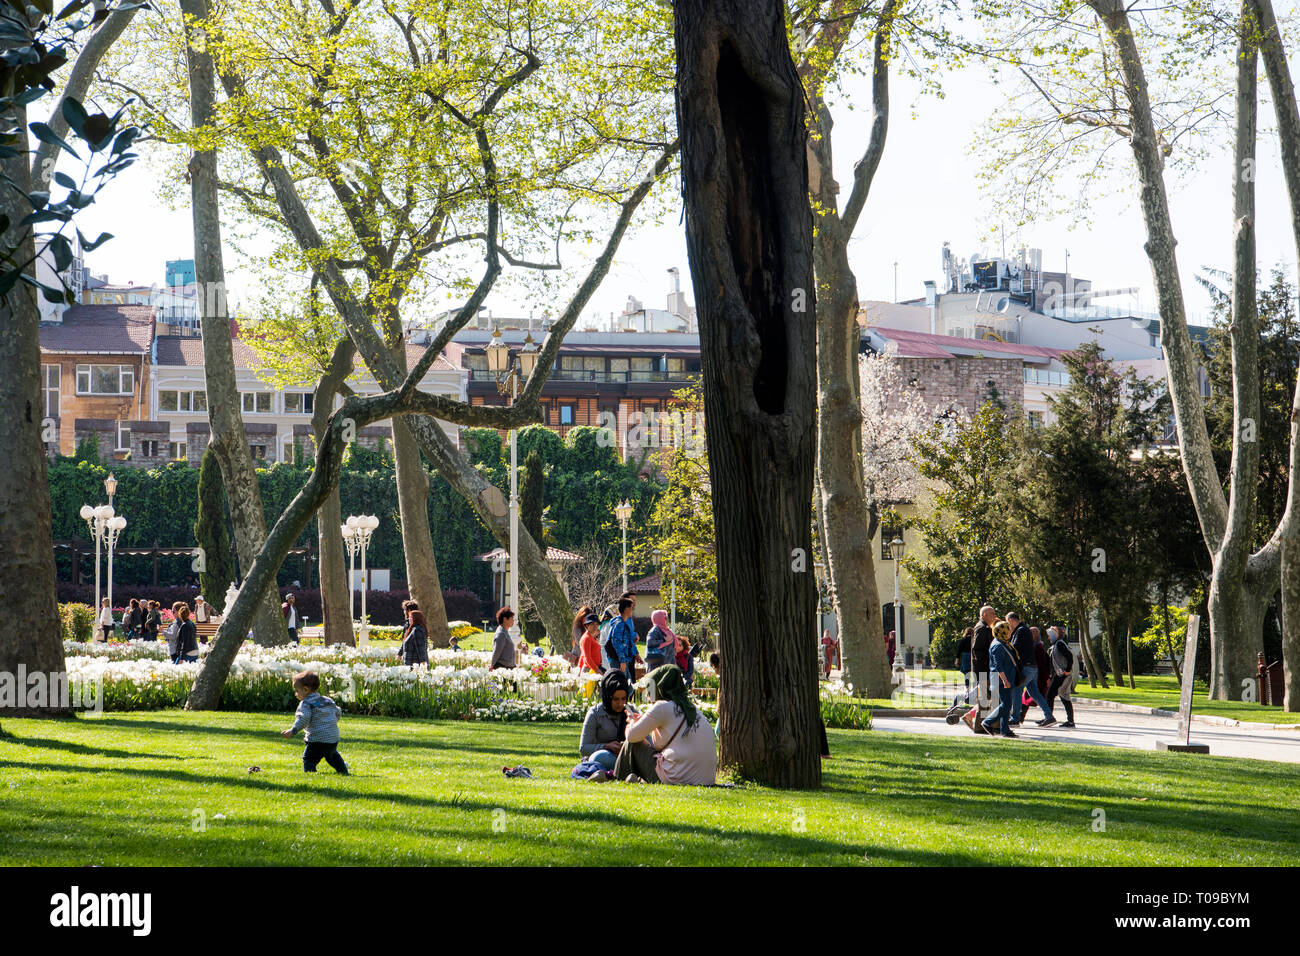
top-left (1008, 612), bottom-right (1055, 727)
top-left (959, 606), bottom-right (997, 735)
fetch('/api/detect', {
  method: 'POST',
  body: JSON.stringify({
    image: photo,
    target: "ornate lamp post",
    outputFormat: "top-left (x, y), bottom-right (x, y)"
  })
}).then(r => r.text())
top-left (614, 499), bottom-right (633, 593)
top-left (343, 514), bottom-right (379, 645)
top-left (889, 535), bottom-right (906, 662)
top-left (487, 328), bottom-right (538, 642)
top-left (79, 474), bottom-right (122, 613)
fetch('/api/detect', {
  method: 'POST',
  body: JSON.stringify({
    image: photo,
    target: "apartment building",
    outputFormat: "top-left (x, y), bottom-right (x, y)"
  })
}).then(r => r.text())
top-left (151, 333), bottom-right (467, 466)
top-left (38, 304), bottom-right (157, 459)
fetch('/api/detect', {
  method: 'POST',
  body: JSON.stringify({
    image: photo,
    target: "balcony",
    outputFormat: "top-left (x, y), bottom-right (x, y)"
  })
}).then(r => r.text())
top-left (1024, 368), bottom-right (1070, 388)
top-left (466, 367), bottom-right (695, 384)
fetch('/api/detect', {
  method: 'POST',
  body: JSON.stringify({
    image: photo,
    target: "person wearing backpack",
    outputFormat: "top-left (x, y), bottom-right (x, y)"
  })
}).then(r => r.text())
top-left (1046, 626), bottom-right (1076, 727)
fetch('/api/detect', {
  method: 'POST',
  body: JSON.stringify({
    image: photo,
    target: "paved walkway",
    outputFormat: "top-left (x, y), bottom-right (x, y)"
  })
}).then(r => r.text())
top-left (871, 699), bottom-right (1300, 764)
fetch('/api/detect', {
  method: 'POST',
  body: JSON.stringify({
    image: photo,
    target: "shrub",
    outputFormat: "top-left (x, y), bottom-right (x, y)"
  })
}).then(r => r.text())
top-left (929, 629), bottom-right (960, 669)
top-left (59, 603), bottom-right (96, 642)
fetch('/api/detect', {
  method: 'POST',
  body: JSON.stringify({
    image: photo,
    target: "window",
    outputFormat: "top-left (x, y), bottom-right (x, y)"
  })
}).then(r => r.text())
top-left (1028, 411), bottom-right (1045, 430)
top-left (76, 364), bottom-right (133, 395)
top-left (249, 443), bottom-right (268, 461)
top-left (582, 357), bottom-right (604, 373)
top-left (630, 357), bottom-right (653, 381)
top-left (41, 364), bottom-right (59, 419)
top-left (609, 358), bottom-right (629, 376)
top-left (160, 389), bottom-right (207, 412)
top-left (283, 392), bottom-right (314, 414)
top-left (115, 422), bottom-right (131, 451)
top-left (242, 392), bottom-right (273, 414)
top-left (140, 440), bottom-right (160, 458)
top-left (465, 354), bottom-right (488, 373)
top-left (880, 521), bottom-right (903, 560)
top-left (559, 404), bottom-right (576, 426)
top-left (169, 441), bottom-right (187, 460)
top-left (666, 357), bottom-right (685, 375)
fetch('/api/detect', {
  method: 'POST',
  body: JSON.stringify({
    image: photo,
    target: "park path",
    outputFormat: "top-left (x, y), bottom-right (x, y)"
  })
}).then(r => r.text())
top-left (871, 700), bottom-right (1300, 764)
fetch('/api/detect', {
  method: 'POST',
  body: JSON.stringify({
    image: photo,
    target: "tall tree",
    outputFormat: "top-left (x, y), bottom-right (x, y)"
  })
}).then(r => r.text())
top-left (0, 1), bottom-right (139, 717)
top-left (1251, 0), bottom-right (1300, 712)
top-left (311, 336), bottom-right (355, 645)
top-left (117, 0), bottom-right (678, 651)
top-left (793, 0), bottom-right (900, 699)
top-left (906, 401), bottom-right (1027, 661)
top-left (179, 0), bottom-right (287, 645)
top-left (984, 1), bottom-right (1279, 699)
top-left (194, 446), bottom-right (237, 609)
top-left (676, 0), bottom-right (821, 787)
top-left (518, 448), bottom-right (545, 643)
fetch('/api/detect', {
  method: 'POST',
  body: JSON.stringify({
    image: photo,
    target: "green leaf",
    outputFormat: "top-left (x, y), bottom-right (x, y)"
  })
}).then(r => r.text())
top-left (61, 97), bottom-right (89, 138)
top-left (29, 121), bottom-right (80, 161)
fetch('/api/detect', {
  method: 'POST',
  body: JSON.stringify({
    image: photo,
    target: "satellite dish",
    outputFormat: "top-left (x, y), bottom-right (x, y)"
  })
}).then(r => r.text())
top-left (995, 296), bottom-right (1011, 314)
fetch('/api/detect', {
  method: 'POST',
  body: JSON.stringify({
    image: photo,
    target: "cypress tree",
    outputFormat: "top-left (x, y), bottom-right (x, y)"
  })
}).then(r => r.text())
top-left (194, 446), bottom-right (238, 612)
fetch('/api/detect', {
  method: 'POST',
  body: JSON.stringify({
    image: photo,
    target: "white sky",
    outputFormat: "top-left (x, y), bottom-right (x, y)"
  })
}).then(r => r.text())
top-left (71, 35), bottom-right (1300, 329)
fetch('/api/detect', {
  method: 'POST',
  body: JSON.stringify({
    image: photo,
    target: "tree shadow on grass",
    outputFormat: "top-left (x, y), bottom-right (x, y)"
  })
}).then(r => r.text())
top-left (0, 734), bottom-right (183, 761)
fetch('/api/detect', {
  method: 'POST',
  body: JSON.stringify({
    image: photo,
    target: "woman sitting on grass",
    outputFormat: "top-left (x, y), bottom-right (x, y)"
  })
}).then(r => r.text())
top-left (578, 670), bottom-right (639, 775)
top-left (614, 665), bottom-right (716, 786)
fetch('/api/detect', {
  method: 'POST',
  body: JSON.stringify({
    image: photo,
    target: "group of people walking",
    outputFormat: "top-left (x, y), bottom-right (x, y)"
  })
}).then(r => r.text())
top-left (947, 606), bottom-right (1077, 738)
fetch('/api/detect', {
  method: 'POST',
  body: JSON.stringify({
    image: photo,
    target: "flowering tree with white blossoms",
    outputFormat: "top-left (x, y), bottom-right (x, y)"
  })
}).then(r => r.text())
top-left (860, 352), bottom-right (934, 523)
top-left (822, 351), bottom-right (937, 689)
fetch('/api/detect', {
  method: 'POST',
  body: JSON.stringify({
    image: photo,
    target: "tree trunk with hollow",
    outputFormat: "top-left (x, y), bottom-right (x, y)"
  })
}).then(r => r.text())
top-left (676, 0), bottom-right (821, 788)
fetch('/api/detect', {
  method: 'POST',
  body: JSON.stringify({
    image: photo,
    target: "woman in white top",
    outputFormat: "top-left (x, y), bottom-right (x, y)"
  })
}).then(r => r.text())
top-left (614, 664), bottom-right (716, 786)
top-left (97, 598), bottom-right (114, 642)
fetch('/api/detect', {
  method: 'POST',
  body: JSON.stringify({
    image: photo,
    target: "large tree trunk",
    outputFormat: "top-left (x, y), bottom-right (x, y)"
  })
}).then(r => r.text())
top-left (0, 96), bottom-right (66, 717)
top-left (1254, 0), bottom-right (1300, 711)
top-left (1207, 2), bottom-right (1264, 700)
top-left (313, 340), bottom-right (354, 646)
top-left (677, 0), bottom-right (821, 788)
top-left (392, 411), bottom-right (450, 647)
top-left (182, 0), bottom-right (287, 646)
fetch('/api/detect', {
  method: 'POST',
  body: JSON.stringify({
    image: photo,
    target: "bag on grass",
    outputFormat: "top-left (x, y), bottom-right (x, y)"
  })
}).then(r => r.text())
top-left (571, 760), bottom-right (607, 779)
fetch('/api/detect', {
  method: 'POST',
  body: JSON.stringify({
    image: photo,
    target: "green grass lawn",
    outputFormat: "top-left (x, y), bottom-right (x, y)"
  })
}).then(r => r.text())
top-left (1, 711), bottom-right (1296, 865)
top-left (1070, 675), bottom-right (1300, 725)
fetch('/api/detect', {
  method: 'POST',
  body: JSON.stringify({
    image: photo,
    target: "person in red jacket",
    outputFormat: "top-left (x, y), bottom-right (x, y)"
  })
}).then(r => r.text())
top-left (884, 630), bottom-right (897, 666)
top-left (577, 613), bottom-right (604, 674)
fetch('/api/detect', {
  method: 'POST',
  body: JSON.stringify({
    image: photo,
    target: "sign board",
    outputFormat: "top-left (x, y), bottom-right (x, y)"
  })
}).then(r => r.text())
top-left (349, 569), bottom-right (391, 592)
top-left (1176, 614), bottom-right (1200, 746)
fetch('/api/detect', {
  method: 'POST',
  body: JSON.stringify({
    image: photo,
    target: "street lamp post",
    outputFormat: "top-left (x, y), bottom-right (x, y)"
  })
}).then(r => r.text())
top-left (342, 515), bottom-right (379, 645)
top-left (79, 474), bottom-right (123, 617)
top-left (889, 535), bottom-right (906, 662)
top-left (614, 500), bottom-right (633, 593)
top-left (487, 328), bottom-right (539, 643)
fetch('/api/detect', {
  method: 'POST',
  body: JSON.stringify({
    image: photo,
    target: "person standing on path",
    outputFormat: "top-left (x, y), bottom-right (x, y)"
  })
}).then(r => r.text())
top-left (1008, 612), bottom-right (1055, 727)
top-left (981, 620), bottom-right (1018, 737)
top-left (1046, 627), bottom-right (1077, 728)
top-left (960, 606), bottom-right (997, 734)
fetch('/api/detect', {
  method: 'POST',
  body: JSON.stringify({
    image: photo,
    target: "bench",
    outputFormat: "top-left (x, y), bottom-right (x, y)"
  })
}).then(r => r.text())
top-left (195, 618), bottom-right (220, 642)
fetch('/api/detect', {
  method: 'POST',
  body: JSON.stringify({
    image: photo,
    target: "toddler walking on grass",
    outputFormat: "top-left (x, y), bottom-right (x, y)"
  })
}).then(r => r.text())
top-left (281, 670), bottom-right (349, 774)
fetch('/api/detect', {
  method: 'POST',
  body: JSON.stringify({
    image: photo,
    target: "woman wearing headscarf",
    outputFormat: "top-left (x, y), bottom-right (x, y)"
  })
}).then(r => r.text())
top-left (399, 609), bottom-right (429, 666)
top-left (579, 670), bottom-right (638, 773)
top-left (644, 609), bottom-right (678, 672)
top-left (615, 665), bottom-right (716, 785)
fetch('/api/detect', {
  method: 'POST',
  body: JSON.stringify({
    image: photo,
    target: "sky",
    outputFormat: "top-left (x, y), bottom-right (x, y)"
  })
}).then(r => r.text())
top-left (68, 20), bottom-right (1300, 331)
